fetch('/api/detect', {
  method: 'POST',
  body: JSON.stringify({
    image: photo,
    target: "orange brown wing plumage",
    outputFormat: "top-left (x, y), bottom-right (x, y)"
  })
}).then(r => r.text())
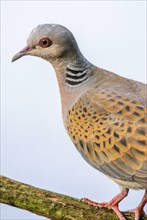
top-left (66, 88), bottom-right (147, 189)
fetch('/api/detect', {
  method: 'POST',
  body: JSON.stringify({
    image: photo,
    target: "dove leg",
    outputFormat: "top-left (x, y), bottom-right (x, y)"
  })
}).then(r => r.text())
top-left (129, 190), bottom-right (147, 220)
top-left (82, 188), bottom-right (129, 220)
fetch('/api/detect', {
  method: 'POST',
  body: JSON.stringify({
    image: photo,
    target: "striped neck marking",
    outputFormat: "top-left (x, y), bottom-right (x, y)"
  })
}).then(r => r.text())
top-left (65, 67), bottom-right (88, 86)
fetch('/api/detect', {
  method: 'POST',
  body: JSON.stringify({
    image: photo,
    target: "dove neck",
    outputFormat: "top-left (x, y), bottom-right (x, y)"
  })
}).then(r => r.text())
top-left (51, 52), bottom-right (97, 122)
top-left (52, 50), bottom-right (92, 86)
top-left (52, 50), bottom-right (93, 92)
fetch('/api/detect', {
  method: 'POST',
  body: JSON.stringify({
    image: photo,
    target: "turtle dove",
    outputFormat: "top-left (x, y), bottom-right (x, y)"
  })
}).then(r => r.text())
top-left (12, 24), bottom-right (147, 220)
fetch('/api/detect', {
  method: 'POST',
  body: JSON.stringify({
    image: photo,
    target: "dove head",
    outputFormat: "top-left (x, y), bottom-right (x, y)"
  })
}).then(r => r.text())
top-left (12, 24), bottom-right (80, 63)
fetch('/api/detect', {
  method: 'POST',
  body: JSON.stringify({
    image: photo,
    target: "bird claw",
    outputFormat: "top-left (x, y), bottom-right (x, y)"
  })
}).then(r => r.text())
top-left (127, 208), bottom-right (145, 220)
top-left (82, 197), bottom-right (126, 220)
top-left (120, 218), bottom-right (126, 220)
top-left (81, 198), bottom-right (108, 207)
top-left (82, 189), bottom-right (147, 220)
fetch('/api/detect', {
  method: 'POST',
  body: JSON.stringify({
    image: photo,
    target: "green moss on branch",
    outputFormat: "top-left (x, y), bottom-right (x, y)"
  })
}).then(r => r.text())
top-left (0, 176), bottom-right (146, 220)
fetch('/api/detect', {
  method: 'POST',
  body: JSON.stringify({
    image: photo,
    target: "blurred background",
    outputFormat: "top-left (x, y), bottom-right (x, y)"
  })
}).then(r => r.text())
top-left (1, 1), bottom-right (146, 219)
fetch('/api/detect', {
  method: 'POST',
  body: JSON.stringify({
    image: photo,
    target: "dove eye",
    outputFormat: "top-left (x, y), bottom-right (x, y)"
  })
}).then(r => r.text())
top-left (39, 37), bottom-right (52, 48)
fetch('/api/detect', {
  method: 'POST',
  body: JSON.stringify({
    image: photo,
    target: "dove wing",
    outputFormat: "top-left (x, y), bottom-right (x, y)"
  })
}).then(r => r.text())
top-left (67, 85), bottom-right (147, 188)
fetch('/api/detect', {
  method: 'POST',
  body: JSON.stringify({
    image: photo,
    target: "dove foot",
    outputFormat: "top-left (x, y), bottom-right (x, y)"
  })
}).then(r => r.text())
top-left (82, 188), bottom-right (129, 220)
top-left (128, 190), bottom-right (147, 220)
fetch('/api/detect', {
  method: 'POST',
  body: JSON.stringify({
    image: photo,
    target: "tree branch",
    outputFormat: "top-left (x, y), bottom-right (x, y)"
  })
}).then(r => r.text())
top-left (0, 176), bottom-right (146, 220)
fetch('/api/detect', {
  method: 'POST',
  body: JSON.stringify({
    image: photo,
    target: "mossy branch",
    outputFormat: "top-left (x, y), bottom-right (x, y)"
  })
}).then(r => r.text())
top-left (0, 176), bottom-right (146, 220)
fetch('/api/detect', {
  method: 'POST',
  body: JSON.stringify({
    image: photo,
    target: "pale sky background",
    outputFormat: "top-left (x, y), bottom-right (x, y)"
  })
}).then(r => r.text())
top-left (1, 1), bottom-right (146, 219)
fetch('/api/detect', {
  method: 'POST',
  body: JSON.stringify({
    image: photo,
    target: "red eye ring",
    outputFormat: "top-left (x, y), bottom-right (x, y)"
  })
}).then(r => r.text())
top-left (39, 37), bottom-right (52, 48)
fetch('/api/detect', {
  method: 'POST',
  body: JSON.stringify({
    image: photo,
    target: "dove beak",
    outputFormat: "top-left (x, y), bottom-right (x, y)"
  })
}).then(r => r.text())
top-left (12, 46), bottom-right (33, 62)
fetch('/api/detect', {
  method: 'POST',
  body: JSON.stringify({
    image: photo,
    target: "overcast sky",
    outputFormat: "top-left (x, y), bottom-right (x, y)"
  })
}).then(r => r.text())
top-left (1, 1), bottom-right (146, 219)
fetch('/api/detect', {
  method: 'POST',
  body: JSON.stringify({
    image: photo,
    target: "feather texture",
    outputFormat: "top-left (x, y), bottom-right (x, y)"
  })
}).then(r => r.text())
top-left (66, 69), bottom-right (147, 189)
